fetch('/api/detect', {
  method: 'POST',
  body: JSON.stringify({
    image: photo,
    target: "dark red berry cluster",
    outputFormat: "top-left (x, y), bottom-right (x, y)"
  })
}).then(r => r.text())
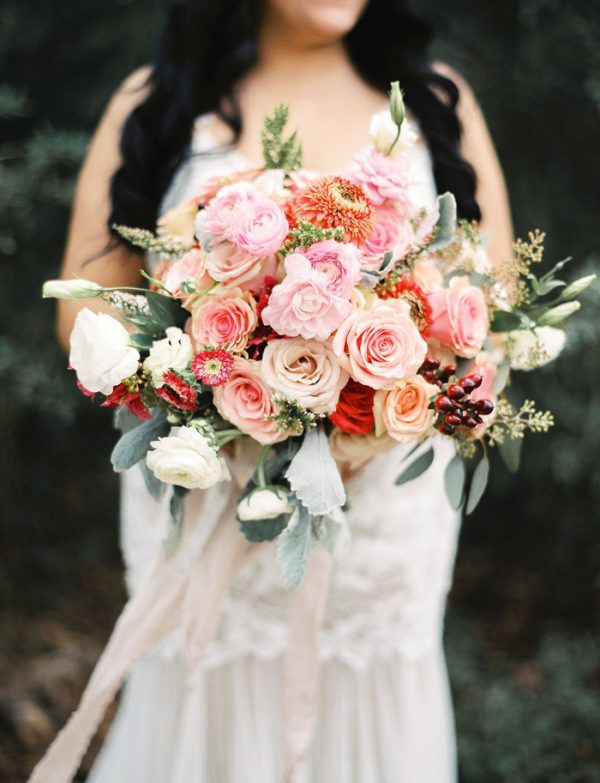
top-left (418, 358), bottom-right (495, 436)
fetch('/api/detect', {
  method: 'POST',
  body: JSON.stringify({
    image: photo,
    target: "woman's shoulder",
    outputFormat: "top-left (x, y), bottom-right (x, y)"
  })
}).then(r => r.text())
top-left (432, 61), bottom-right (480, 119)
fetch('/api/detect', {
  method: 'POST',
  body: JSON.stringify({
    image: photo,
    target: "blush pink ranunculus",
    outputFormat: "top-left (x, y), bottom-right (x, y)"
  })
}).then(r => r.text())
top-left (261, 253), bottom-right (352, 340)
top-left (198, 190), bottom-right (245, 246)
top-left (373, 374), bottom-right (437, 441)
top-left (229, 195), bottom-right (289, 257)
top-left (332, 298), bottom-right (428, 390)
top-left (189, 287), bottom-right (258, 353)
top-left (163, 247), bottom-right (212, 298)
top-left (359, 203), bottom-right (415, 271)
top-left (204, 240), bottom-right (265, 288)
top-left (303, 239), bottom-right (362, 298)
top-left (427, 276), bottom-right (489, 359)
top-left (212, 357), bottom-right (287, 445)
top-left (347, 149), bottom-right (412, 210)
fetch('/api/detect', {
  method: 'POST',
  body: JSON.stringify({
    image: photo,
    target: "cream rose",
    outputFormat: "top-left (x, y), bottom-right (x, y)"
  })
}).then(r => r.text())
top-left (505, 326), bottom-right (566, 371)
top-left (143, 327), bottom-right (194, 387)
top-left (157, 197), bottom-right (199, 248)
top-left (261, 337), bottom-right (348, 414)
top-left (373, 374), bottom-right (437, 441)
top-left (189, 287), bottom-right (258, 353)
top-left (146, 426), bottom-right (231, 490)
top-left (69, 308), bottom-right (140, 395)
top-left (329, 427), bottom-right (396, 474)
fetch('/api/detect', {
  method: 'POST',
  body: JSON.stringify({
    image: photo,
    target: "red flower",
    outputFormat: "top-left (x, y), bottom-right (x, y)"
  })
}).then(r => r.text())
top-left (376, 277), bottom-right (432, 333)
top-left (329, 379), bottom-right (376, 435)
top-left (292, 176), bottom-right (374, 243)
top-left (156, 372), bottom-right (198, 410)
top-left (101, 384), bottom-right (152, 420)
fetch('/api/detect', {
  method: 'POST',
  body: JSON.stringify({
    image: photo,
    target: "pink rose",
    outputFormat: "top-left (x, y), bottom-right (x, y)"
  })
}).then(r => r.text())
top-left (212, 357), bottom-right (287, 445)
top-left (359, 203), bottom-right (415, 271)
top-left (189, 287), bottom-right (258, 353)
top-left (163, 248), bottom-right (212, 298)
top-left (229, 195), bottom-right (289, 256)
top-left (427, 276), bottom-right (489, 358)
top-left (332, 298), bottom-right (427, 390)
top-left (204, 241), bottom-right (264, 288)
top-left (199, 190), bottom-right (244, 245)
top-left (262, 337), bottom-right (349, 414)
top-left (261, 253), bottom-right (352, 340)
top-left (373, 374), bottom-right (437, 441)
top-left (347, 149), bottom-right (412, 210)
top-left (303, 239), bottom-right (362, 297)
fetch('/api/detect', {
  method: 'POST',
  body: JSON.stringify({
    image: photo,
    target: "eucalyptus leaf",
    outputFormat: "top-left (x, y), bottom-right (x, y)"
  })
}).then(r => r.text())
top-left (111, 412), bottom-right (169, 472)
top-left (465, 455), bottom-right (490, 515)
top-left (490, 310), bottom-right (525, 333)
top-left (169, 485), bottom-right (187, 526)
top-left (395, 446), bottom-right (434, 486)
top-left (444, 454), bottom-right (466, 511)
top-left (239, 514), bottom-right (288, 543)
top-left (146, 289), bottom-right (186, 329)
top-left (498, 436), bottom-right (522, 474)
top-left (430, 192), bottom-right (457, 250)
top-left (139, 459), bottom-right (168, 501)
top-left (129, 332), bottom-right (156, 351)
top-left (285, 427), bottom-right (345, 516)
top-left (492, 360), bottom-right (510, 395)
top-left (276, 506), bottom-right (313, 587)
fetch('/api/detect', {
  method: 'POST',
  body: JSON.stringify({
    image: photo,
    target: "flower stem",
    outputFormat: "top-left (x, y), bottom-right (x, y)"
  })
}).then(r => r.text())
top-left (386, 127), bottom-right (401, 157)
top-left (256, 445), bottom-right (270, 488)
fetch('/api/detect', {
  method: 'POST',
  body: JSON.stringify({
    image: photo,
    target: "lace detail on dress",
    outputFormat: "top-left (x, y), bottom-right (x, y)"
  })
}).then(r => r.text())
top-left (119, 113), bottom-right (460, 671)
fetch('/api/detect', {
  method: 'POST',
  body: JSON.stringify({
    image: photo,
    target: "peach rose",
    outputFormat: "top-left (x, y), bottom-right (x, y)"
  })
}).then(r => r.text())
top-left (262, 337), bottom-right (349, 414)
top-left (212, 357), bottom-right (287, 445)
top-left (413, 259), bottom-right (444, 291)
top-left (204, 240), bottom-right (265, 288)
top-left (189, 287), bottom-right (257, 353)
top-left (332, 298), bottom-right (427, 390)
top-left (373, 374), bottom-right (437, 441)
top-left (163, 248), bottom-right (212, 298)
top-left (427, 276), bottom-right (489, 358)
top-left (329, 428), bottom-right (396, 474)
top-left (157, 196), bottom-right (199, 248)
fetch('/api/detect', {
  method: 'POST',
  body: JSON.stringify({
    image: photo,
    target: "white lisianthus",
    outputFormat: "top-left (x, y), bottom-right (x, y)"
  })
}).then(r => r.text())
top-left (143, 327), bottom-right (193, 387)
top-left (43, 278), bottom-right (104, 300)
top-left (369, 109), bottom-right (417, 156)
top-left (237, 487), bottom-right (293, 521)
top-left (505, 326), bottom-right (566, 371)
top-left (147, 426), bottom-right (231, 490)
top-left (69, 308), bottom-right (139, 394)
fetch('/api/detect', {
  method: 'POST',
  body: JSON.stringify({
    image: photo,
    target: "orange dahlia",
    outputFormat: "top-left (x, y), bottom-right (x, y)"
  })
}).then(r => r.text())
top-left (376, 277), bottom-right (433, 333)
top-left (292, 176), bottom-right (374, 243)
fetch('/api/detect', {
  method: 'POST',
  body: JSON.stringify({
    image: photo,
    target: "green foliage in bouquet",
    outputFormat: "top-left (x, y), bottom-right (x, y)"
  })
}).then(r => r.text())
top-left (261, 104), bottom-right (303, 171)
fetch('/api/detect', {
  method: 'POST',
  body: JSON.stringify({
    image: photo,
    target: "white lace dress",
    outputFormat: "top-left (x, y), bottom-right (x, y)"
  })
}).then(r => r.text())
top-left (87, 115), bottom-right (460, 783)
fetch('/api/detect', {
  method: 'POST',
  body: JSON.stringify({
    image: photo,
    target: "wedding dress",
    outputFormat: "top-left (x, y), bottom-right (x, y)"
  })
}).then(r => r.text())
top-left (86, 114), bottom-right (460, 783)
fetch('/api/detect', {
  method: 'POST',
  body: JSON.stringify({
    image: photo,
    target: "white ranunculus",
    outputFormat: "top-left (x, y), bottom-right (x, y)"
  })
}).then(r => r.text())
top-left (505, 326), bottom-right (566, 371)
top-left (369, 109), bottom-right (417, 156)
top-left (143, 327), bottom-right (193, 387)
top-left (146, 426), bottom-right (231, 490)
top-left (42, 278), bottom-right (104, 300)
top-left (237, 487), bottom-right (293, 521)
top-left (69, 308), bottom-right (140, 394)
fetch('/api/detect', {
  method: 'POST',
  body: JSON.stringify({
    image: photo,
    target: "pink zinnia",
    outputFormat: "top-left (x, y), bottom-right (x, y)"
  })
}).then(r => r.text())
top-left (191, 348), bottom-right (234, 386)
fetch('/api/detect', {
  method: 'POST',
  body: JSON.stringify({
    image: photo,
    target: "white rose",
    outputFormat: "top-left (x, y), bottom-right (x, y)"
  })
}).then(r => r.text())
top-left (69, 308), bottom-right (139, 394)
top-left (146, 426), bottom-right (231, 489)
top-left (42, 278), bottom-right (103, 300)
top-left (369, 109), bottom-right (417, 156)
top-left (505, 326), bottom-right (566, 371)
top-left (237, 486), bottom-right (293, 521)
top-left (143, 327), bottom-right (193, 387)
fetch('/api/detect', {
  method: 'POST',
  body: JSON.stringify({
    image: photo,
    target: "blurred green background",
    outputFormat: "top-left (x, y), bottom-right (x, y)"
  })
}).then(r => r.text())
top-left (1, 0), bottom-right (599, 781)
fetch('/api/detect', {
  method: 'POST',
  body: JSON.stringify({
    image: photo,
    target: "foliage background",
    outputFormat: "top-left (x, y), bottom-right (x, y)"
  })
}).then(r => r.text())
top-left (1, 0), bottom-right (599, 780)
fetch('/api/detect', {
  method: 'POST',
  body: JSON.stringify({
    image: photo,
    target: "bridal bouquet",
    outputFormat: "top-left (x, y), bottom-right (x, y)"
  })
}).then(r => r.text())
top-left (44, 83), bottom-right (593, 585)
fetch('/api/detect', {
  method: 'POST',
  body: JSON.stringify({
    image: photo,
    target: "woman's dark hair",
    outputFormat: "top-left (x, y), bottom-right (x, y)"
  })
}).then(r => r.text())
top-left (110, 0), bottom-right (480, 241)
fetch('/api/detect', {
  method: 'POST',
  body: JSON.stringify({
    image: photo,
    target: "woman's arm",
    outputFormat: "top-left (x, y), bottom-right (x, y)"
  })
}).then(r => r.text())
top-left (56, 67), bottom-right (152, 351)
top-left (436, 64), bottom-right (514, 267)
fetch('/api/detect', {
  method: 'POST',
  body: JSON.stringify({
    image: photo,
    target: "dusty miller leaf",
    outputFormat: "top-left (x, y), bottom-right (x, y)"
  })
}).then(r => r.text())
top-left (285, 427), bottom-right (345, 516)
top-left (111, 411), bottom-right (169, 472)
top-left (430, 192), bottom-right (457, 250)
top-left (277, 506), bottom-right (313, 587)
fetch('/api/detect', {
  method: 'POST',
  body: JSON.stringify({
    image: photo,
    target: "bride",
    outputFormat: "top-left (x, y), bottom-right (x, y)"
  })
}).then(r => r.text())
top-left (50, 0), bottom-right (512, 781)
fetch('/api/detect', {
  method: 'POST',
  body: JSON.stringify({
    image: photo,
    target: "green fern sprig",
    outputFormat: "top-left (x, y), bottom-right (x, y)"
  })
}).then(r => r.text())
top-left (261, 104), bottom-right (303, 171)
